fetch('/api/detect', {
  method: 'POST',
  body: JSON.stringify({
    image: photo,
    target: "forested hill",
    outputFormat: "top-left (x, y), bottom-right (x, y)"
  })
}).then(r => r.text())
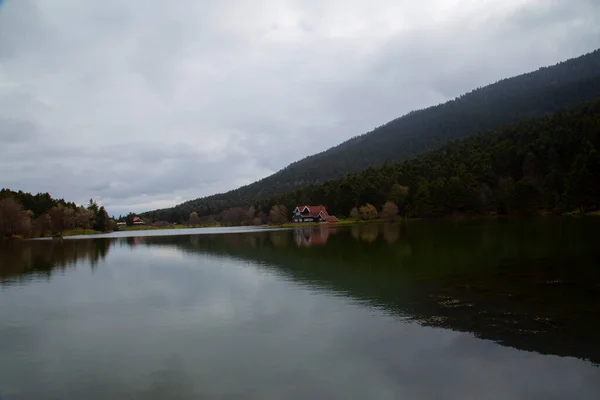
top-left (146, 98), bottom-right (600, 223)
top-left (144, 49), bottom-right (600, 221)
top-left (270, 99), bottom-right (600, 218)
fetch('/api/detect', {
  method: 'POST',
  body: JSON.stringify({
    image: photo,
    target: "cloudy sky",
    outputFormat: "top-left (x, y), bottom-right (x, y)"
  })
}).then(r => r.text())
top-left (0, 0), bottom-right (598, 216)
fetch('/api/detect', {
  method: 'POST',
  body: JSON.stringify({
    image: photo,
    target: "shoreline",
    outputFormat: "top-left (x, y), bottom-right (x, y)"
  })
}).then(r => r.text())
top-left (6, 211), bottom-right (599, 240)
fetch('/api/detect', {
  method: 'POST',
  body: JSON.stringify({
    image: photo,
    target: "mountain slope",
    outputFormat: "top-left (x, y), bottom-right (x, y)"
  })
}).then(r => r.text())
top-left (144, 49), bottom-right (600, 221)
top-left (269, 99), bottom-right (600, 217)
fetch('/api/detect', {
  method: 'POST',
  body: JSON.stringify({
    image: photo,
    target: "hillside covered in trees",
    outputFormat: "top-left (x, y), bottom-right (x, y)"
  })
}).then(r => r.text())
top-left (145, 49), bottom-right (600, 221)
top-left (146, 99), bottom-right (600, 224)
top-left (0, 189), bottom-right (113, 238)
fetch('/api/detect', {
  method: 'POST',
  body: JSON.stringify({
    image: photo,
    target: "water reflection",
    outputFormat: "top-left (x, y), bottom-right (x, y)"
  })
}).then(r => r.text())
top-left (294, 226), bottom-right (333, 246)
top-left (1, 219), bottom-right (599, 367)
top-left (0, 239), bottom-right (111, 284)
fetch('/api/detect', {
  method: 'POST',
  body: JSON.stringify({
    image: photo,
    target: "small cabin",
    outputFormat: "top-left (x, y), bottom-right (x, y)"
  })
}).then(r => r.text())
top-left (132, 216), bottom-right (145, 225)
top-left (292, 205), bottom-right (338, 223)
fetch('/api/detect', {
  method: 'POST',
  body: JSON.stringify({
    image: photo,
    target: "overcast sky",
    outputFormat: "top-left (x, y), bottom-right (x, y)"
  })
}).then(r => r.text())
top-left (0, 0), bottom-right (598, 216)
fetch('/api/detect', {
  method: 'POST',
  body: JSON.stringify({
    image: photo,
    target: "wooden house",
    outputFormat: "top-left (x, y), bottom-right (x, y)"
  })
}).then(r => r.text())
top-left (292, 205), bottom-right (339, 223)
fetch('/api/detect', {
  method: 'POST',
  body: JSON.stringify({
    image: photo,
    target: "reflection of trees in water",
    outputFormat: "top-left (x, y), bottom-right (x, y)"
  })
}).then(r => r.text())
top-left (5, 221), bottom-right (595, 364)
top-left (0, 239), bottom-right (112, 284)
top-left (359, 224), bottom-right (379, 243)
top-left (382, 223), bottom-right (400, 244)
top-left (351, 225), bottom-right (360, 241)
top-left (348, 223), bottom-right (400, 244)
top-left (270, 230), bottom-right (291, 248)
top-left (152, 220), bottom-right (600, 365)
top-left (410, 256), bottom-right (600, 365)
top-left (123, 237), bottom-right (144, 247)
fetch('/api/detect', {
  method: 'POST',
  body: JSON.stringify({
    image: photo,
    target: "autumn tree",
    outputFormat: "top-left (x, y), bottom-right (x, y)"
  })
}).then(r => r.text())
top-left (0, 197), bottom-right (23, 238)
top-left (254, 211), bottom-right (267, 225)
top-left (0, 197), bottom-right (31, 238)
top-left (359, 203), bottom-right (378, 220)
top-left (49, 204), bottom-right (69, 235)
top-left (62, 207), bottom-right (75, 229)
top-left (33, 214), bottom-right (52, 237)
top-left (269, 204), bottom-right (288, 224)
top-left (221, 207), bottom-right (246, 226)
top-left (243, 206), bottom-right (256, 225)
top-left (106, 219), bottom-right (117, 232)
top-left (19, 211), bottom-right (33, 236)
top-left (381, 201), bottom-right (399, 221)
top-left (188, 212), bottom-right (201, 227)
top-left (75, 207), bottom-right (93, 231)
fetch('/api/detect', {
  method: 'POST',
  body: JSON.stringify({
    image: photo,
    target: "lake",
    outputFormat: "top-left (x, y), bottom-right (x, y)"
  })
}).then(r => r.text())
top-left (1, 218), bottom-right (599, 399)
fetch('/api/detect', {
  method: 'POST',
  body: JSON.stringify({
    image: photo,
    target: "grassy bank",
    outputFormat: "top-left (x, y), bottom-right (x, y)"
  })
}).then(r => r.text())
top-left (564, 210), bottom-right (600, 217)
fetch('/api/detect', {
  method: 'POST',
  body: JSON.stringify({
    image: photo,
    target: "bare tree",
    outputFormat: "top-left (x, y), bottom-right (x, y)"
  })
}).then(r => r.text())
top-left (49, 204), bottom-right (69, 235)
top-left (75, 207), bottom-right (93, 231)
top-left (269, 204), bottom-right (288, 225)
top-left (62, 207), bottom-right (75, 229)
top-left (19, 211), bottom-right (33, 236)
top-left (221, 207), bottom-right (247, 226)
top-left (381, 201), bottom-right (399, 222)
top-left (153, 220), bottom-right (171, 227)
top-left (0, 197), bottom-right (30, 238)
top-left (33, 214), bottom-right (52, 237)
top-left (256, 211), bottom-right (267, 225)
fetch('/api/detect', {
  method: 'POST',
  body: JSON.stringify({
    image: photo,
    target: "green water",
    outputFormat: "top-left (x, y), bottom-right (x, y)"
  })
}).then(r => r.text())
top-left (1, 219), bottom-right (599, 399)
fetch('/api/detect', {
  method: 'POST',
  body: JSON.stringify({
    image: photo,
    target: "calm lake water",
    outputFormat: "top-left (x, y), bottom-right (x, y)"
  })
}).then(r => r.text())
top-left (1, 219), bottom-right (599, 399)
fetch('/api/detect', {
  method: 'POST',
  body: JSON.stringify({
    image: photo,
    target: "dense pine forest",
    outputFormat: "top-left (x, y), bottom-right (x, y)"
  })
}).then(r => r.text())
top-left (145, 99), bottom-right (600, 223)
top-left (144, 49), bottom-right (600, 220)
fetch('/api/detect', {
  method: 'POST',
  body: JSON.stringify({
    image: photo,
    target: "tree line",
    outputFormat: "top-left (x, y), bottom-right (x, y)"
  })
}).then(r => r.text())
top-left (0, 189), bottom-right (114, 239)
top-left (6, 97), bottom-right (599, 232)
top-left (143, 49), bottom-right (600, 220)
top-left (145, 98), bottom-right (600, 224)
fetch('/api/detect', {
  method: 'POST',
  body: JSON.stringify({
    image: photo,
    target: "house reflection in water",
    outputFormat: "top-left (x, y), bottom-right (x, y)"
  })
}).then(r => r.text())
top-left (122, 237), bottom-right (143, 248)
top-left (294, 226), bottom-right (334, 247)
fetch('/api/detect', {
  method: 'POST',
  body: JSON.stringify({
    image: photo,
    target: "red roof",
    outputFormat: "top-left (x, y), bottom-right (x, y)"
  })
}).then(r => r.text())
top-left (133, 216), bottom-right (141, 222)
top-left (326, 215), bottom-right (339, 223)
top-left (295, 205), bottom-right (330, 218)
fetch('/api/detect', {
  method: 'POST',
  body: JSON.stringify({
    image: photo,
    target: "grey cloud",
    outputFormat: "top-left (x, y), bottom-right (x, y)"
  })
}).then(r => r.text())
top-left (0, 0), bottom-right (598, 216)
top-left (0, 119), bottom-right (37, 143)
